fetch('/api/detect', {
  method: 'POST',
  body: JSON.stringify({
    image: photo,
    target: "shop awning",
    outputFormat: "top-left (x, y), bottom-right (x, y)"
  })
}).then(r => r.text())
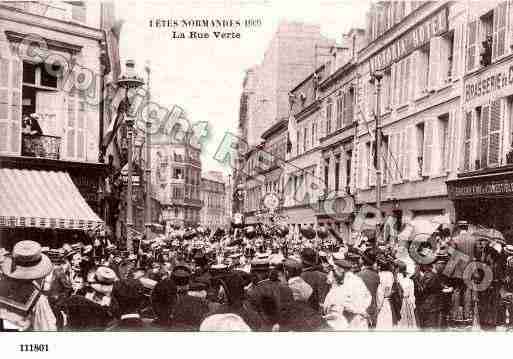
top-left (0, 168), bottom-right (103, 231)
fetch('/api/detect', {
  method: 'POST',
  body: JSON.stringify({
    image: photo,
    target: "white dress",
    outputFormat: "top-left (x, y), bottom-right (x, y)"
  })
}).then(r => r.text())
top-left (376, 271), bottom-right (394, 330)
top-left (397, 273), bottom-right (417, 330)
top-left (323, 272), bottom-right (371, 330)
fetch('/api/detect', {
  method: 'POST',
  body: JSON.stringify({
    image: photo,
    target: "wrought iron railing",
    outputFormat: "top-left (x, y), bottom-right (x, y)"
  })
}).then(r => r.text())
top-left (22, 134), bottom-right (61, 160)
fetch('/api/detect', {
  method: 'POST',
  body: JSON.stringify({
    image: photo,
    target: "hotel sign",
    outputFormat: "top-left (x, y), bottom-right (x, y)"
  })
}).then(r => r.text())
top-left (448, 177), bottom-right (513, 199)
top-left (370, 7), bottom-right (448, 72)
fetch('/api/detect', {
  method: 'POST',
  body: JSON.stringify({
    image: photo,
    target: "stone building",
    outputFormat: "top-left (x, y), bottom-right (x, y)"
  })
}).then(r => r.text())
top-left (0, 1), bottom-right (118, 247)
top-left (200, 171), bottom-right (227, 229)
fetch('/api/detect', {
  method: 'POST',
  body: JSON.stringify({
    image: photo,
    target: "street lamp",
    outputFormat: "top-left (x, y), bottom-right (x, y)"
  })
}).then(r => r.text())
top-left (117, 59), bottom-right (145, 253)
top-left (370, 70), bottom-right (383, 221)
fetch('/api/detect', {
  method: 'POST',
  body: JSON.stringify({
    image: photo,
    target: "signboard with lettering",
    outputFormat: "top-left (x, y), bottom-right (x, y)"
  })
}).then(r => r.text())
top-left (448, 176), bottom-right (513, 199)
top-left (370, 7), bottom-right (448, 72)
top-left (464, 61), bottom-right (513, 106)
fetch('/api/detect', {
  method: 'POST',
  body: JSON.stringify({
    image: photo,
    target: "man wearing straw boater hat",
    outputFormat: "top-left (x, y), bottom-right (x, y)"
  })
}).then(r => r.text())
top-left (0, 241), bottom-right (56, 331)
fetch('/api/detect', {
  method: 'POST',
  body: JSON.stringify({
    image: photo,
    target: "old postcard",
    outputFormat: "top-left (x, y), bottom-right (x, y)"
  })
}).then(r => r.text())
top-left (0, 1), bottom-right (512, 354)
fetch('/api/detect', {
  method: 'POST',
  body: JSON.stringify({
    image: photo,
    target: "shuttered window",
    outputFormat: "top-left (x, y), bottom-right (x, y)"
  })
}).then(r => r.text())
top-left (428, 37), bottom-right (441, 91)
top-left (0, 56), bottom-right (21, 155)
top-left (326, 100), bottom-right (332, 134)
top-left (467, 20), bottom-right (478, 71)
top-left (336, 95), bottom-right (343, 129)
top-left (368, 141), bottom-right (375, 187)
top-left (480, 105), bottom-right (490, 168)
top-left (492, 2), bottom-right (508, 60)
top-left (421, 121), bottom-right (433, 176)
top-left (463, 112), bottom-right (472, 171)
top-left (489, 99), bottom-right (502, 166)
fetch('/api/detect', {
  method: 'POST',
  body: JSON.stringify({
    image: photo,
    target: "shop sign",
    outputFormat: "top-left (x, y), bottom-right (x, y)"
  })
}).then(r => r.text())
top-left (370, 7), bottom-right (448, 72)
top-left (465, 62), bottom-right (513, 103)
top-left (448, 177), bottom-right (513, 199)
top-left (121, 174), bottom-right (140, 186)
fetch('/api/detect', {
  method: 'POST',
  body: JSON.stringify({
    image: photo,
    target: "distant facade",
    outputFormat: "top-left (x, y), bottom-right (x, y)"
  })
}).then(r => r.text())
top-left (151, 138), bottom-right (202, 231)
top-left (200, 171), bottom-right (227, 229)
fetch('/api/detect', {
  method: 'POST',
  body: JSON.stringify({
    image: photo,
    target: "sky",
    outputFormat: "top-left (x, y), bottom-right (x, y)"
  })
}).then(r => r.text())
top-left (115, 0), bottom-right (370, 176)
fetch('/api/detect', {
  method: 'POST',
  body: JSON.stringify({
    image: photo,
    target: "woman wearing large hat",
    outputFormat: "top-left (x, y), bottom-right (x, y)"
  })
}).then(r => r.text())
top-left (0, 241), bottom-right (56, 331)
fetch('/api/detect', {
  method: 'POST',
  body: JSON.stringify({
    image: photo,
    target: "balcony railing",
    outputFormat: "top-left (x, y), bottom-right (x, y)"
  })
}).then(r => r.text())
top-left (22, 134), bottom-right (61, 160)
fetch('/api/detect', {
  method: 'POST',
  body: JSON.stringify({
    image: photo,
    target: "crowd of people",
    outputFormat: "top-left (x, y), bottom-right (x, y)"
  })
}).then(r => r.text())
top-left (1, 220), bottom-right (513, 332)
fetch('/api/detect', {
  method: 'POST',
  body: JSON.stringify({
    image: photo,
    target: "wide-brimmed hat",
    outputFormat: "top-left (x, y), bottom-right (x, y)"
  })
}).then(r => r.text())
top-left (90, 266), bottom-right (118, 294)
top-left (1, 240), bottom-right (53, 280)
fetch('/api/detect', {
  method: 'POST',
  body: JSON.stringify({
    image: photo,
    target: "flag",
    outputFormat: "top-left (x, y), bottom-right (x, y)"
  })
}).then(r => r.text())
top-left (286, 105), bottom-right (297, 153)
top-left (102, 109), bottom-right (124, 151)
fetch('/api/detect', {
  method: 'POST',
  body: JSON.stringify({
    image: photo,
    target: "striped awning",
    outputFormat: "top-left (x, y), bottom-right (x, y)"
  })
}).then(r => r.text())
top-left (0, 168), bottom-right (103, 231)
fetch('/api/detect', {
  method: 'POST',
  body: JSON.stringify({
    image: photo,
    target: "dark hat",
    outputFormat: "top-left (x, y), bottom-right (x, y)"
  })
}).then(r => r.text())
top-left (435, 250), bottom-right (450, 263)
top-left (171, 265), bottom-right (192, 286)
top-left (251, 258), bottom-right (270, 272)
top-left (300, 248), bottom-right (317, 266)
top-left (361, 248), bottom-right (377, 266)
top-left (333, 258), bottom-right (352, 269)
top-left (300, 226), bottom-right (316, 240)
top-left (113, 279), bottom-right (145, 312)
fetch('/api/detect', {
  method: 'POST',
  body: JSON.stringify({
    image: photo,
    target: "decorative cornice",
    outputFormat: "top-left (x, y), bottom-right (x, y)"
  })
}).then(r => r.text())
top-left (5, 30), bottom-right (83, 54)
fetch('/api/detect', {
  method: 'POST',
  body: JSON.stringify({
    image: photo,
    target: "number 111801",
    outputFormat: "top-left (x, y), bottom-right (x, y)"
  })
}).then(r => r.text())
top-left (19, 344), bottom-right (49, 352)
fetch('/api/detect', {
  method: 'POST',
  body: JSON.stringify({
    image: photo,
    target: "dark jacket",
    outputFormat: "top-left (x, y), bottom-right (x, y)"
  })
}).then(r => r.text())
top-left (170, 293), bottom-right (210, 331)
top-left (413, 271), bottom-right (443, 314)
top-left (63, 295), bottom-right (118, 330)
top-left (247, 279), bottom-right (294, 327)
top-left (358, 266), bottom-right (380, 324)
top-left (300, 267), bottom-right (329, 312)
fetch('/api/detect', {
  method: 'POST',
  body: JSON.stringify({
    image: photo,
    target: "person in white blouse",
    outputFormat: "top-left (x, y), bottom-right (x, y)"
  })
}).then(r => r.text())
top-left (395, 260), bottom-right (417, 330)
top-left (323, 258), bottom-right (371, 330)
top-left (376, 258), bottom-right (395, 330)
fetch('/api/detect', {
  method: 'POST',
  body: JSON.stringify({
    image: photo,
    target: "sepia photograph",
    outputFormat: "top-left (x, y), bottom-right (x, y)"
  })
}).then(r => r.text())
top-left (0, 1), bottom-right (513, 352)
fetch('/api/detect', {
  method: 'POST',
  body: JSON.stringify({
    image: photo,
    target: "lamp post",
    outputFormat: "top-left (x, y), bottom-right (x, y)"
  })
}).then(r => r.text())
top-left (371, 70), bottom-right (383, 228)
top-left (117, 59), bottom-right (144, 253)
top-left (144, 61), bottom-right (152, 242)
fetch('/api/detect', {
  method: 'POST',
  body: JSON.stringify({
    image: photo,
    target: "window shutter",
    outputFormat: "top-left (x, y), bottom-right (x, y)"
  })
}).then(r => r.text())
top-left (429, 37), bottom-right (442, 91)
top-left (369, 142), bottom-right (376, 186)
top-left (389, 133), bottom-right (396, 183)
top-left (480, 105), bottom-right (490, 168)
top-left (409, 54), bottom-right (417, 101)
top-left (493, 2), bottom-right (508, 60)
top-left (401, 130), bottom-right (408, 181)
top-left (489, 99), bottom-right (503, 167)
top-left (404, 56), bottom-right (411, 104)
top-left (0, 55), bottom-right (21, 155)
top-left (467, 20), bottom-right (478, 71)
top-left (452, 23), bottom-right (463, 79)
top-left (391, 63), bottom-right (397, 108)
top-left (463, 111), bottom-right (473, 171)
top-left (422, 119), bottom-right (434, 176)
top-left (405, 126), bottom-right (416, 180)
top-left (394, 61), bottom-right (401, 106)
top-left (447, 110), bottom-right (456, 172)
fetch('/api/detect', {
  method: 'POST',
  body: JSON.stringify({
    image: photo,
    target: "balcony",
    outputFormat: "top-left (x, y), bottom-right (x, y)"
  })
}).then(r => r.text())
top-left (21, 134), bottom-right (61, 160)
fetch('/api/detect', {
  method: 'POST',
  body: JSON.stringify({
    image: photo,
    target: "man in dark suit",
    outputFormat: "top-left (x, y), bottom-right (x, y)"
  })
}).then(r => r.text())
top-left (300, 248), bottom-right (329, 313)
top-left (358, 249), bottom-right (380, 328)
top-left (413, 262), bottom-right (444, 330)
top-left (107, 279), bottom-right (153, 331)
top-left (247, 258), bottom-right (294, 329)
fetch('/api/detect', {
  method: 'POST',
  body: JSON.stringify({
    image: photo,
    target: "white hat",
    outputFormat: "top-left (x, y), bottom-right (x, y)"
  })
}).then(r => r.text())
top-left (200, 314), bottom-right (251, 332)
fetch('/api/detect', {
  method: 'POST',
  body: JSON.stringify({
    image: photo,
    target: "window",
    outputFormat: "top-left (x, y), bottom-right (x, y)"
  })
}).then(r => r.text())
top-left (492, 2), bottom-right (508, 60)
top-left (336, 95), bottom-right (343, 129)
top-left (419, 46), bottom-right (429, 95)
top-left (311, 122), bottom-right (315, 147)
top-left (324, 158), bottom-right (330, 191)
top-left (466, 20), bottom-right (478, 71)
top-left (304, 125), bottom-right (308, 152)
top-left (382, 135), bottom-right (389, 184)
top-left (441, 32), bottom-right (454, 82)
top-left (343, 89), bottom-right (354, 126)
top-left (326, 100), bottom-right (333, 134)
top-left (439, 114), bottom-right (450, 172)
top-left (345, 150), bottom-right (352, 189)
top-left (416, 123), bottom-right (425, 176)
top-left (383, 68), bottom-right (392, 111)
top-left (334, 154), bottom-right (340, 192)
top-left (296, 129), bottom-right (301, 155)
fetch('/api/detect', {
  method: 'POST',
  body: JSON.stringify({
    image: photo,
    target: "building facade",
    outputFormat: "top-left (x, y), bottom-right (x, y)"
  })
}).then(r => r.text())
top-left (447, 0), bottom-right (513, 236)
top-left (0, 1), bottom-right (119, 247)
top-left (355, 1), bottom-right (464, 227)
top-left (151, 139), bottom-right (202, 231)
top-left (200, 171), bottom-right (227, 229)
